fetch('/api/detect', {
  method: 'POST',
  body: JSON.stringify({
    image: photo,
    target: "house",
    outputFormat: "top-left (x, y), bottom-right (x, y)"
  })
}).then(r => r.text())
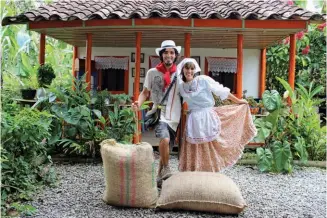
top-left (2, 0), bottom-right (325, 142)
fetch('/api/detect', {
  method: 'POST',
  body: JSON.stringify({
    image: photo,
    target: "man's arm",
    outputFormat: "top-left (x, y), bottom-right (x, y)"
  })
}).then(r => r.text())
top-left (132, 88), bottom-right (150, 111)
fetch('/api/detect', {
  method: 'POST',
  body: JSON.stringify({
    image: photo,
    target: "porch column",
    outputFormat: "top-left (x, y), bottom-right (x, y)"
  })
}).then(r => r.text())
top-left (72, 46), bottom-right (78, 78)
top-left (181, 33), bottom-right (191, 146)
top-left (133, 32), bottom-right (142, 143)
top-left (39, 33), bottom-right (45, 65)
top-left (288, 34), bottom-right (296, 90)
top-left (236, 34), bottom-right (243, 98)
top-left (86, 33), bottom-right (92, 91)
top-left (259, 48), bottom-right (267, 98)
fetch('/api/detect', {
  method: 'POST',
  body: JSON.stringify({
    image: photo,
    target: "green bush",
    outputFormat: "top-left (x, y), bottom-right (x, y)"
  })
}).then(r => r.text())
top-left (1, 108), bottom-right (57, 215)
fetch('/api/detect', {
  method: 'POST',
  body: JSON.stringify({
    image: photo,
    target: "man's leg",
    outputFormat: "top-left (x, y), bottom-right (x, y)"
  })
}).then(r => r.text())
top-left (155, 122), bottom-right (173, 181)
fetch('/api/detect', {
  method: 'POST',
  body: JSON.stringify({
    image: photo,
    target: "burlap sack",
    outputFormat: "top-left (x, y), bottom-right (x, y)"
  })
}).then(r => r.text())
top-left (157, 172), bottom-right (246, 214)
top-left (100, 139), bottom-right (158, 208)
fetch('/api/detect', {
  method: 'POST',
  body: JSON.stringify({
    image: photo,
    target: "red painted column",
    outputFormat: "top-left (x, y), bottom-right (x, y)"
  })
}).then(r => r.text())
top-left (288, 34), bottom-right (296, 90)
top-left (259, 48), bottom-right (267, 98)
top-left (86, 33), bottom-right (92, 91)
top-left (236, 34), bottom-right (243, 98)
top-left (133, 32), bottom-right (142, 143)
top-left (39, 33), bottom-right (45, 65)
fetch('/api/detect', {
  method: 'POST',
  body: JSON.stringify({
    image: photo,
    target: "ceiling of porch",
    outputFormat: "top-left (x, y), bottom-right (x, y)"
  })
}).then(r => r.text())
top-left (35, 26), bottom-right (304, 49)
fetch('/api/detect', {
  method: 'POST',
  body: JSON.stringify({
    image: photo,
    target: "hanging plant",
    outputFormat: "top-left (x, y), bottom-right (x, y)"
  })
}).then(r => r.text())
top-left (37, 63), bottom-right (56, 88)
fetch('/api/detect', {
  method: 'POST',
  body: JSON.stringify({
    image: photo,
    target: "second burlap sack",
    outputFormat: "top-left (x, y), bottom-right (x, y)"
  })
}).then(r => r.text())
top-left (157, 171), bottom-right (247, 214)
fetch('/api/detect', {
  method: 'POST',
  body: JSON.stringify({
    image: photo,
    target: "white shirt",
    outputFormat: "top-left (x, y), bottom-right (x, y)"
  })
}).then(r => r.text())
top-left (178, 75), bottom-right (230, 110)
top-left (144, 68), bottom-right (181, 131)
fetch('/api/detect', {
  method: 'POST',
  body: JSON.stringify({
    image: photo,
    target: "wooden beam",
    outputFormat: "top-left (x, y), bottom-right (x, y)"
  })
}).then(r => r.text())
top-left (194, 19), bottom-right (242, 28)
top-left (39, 33), bottom-right (45, 65)
top-left (85, 19), bottom-right (132, 27)
top-left (135, 18), bottom-right (191, 26)
top-left (133, 32), bottom-right (142, 144)
top-left (245, 20), bottom-right (307, 29)
top-left (29, 20), bottom-right (83, 29)
top-left (236, 34), bottom-right (243, 98)
top-left (86, 33), bottom-right (92, 91)
top-left (288, 34), bottom-right (296, 90)
top-left (259, 48), bottom-right (267, 98)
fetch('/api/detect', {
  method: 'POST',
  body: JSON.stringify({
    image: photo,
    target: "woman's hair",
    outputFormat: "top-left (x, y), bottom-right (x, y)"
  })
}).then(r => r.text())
top-left (159, 48), bottom-right (179, 63)
top-left (180, 62), bottom-right (198, 82)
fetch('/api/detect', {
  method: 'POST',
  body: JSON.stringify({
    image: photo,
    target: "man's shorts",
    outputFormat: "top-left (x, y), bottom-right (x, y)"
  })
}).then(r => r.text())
top-left (155, 121), bottom-right (176, 147)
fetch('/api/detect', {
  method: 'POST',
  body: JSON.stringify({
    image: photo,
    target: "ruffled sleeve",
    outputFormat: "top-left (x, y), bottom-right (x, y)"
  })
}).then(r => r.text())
top-left (203, 76), bottom-right (230, 100)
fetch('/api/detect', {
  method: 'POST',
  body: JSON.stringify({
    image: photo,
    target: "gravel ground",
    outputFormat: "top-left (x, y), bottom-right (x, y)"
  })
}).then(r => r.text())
top-left (25, 154), bottom-right (326, 218)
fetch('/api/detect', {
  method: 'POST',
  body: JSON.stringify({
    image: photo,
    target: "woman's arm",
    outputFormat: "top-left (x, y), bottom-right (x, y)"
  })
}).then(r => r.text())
top-left (227, 93), bottom-right (248, 104)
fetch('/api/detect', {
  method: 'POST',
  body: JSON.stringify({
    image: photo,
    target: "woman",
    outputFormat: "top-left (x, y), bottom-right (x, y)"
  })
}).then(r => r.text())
top-left (177, 58), bottom-right (257, 172)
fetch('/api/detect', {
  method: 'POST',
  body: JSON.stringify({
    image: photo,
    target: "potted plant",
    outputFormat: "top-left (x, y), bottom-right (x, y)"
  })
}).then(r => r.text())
top-left (246, 96), bottom-right (259, 114)
top-left (20, 74), bottom-right (38, 100)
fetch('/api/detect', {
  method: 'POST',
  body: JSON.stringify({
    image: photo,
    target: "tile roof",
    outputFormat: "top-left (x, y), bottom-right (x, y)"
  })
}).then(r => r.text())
top-left (2, 0), bottom-right (325, 26)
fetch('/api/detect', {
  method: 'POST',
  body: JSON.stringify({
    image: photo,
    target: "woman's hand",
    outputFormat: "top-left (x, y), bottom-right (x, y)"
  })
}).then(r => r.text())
top-left (236, 99), bottom-right (248, 104)
top-left (131, 101), bottom-right (140, 111)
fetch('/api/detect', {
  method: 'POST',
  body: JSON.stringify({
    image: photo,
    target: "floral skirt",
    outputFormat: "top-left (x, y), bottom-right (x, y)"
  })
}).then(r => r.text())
top-left (179, 104), bottom-right (257, 172)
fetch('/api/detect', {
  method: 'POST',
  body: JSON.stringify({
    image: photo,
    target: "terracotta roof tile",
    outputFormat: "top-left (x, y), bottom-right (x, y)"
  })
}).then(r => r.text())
top-left (2, 0), bottom-right (325, 26)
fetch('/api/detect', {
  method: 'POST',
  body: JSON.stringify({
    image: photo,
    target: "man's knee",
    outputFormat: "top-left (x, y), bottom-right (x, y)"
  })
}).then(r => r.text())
top-left (160, 138), bottom-right (170, 147)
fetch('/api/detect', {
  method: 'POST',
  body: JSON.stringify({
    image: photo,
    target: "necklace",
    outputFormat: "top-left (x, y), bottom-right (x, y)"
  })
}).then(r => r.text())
top-left (184, 79), bottom-right (197, 92)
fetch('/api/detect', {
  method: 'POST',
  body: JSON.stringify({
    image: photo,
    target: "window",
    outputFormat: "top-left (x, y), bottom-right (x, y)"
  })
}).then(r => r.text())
top-left (209, 71), bottom-right (236, 93)
top-left (101, 68), bottom-right (125, 91)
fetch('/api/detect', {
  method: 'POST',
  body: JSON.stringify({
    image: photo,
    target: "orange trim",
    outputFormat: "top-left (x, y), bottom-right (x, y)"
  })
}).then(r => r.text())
top-left (86, 33), bottom-right (92, 91)
top-left (259, 48), bottom-right (267, 98)
top-left (135, 18), bottom-right (191, 26)
top-left (236, 34), bottom-right (243, 98)
top-left (39, 33), bottom-right (45, 65)
top-left (288, 34), bottom-right (296, 90)
top-left (29, 19), bottom-right (306, 30)
top-left (85, 19), bottom-right (132, 27)
top-left (194, 19), bottom-right (242, 28)
top-left (29, 20), bottom-right (83, 29)
top-left (245, 20), bottom-right (306, 29)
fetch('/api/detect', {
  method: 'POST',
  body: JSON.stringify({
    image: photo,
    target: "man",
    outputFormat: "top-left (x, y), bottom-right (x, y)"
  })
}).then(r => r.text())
top-left (132, 40), bottom-right (182, 185)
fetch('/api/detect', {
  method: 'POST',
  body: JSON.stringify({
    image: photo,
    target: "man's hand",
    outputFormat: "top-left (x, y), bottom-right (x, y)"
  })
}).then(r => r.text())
top-left (132, 101), bottom-right (140, 111)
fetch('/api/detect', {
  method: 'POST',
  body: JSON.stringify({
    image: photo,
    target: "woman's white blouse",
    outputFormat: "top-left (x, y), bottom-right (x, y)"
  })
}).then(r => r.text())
top-left (178, 75), bottom-right (230, 144)
top-left (178, 75), bottom-right (230, 110)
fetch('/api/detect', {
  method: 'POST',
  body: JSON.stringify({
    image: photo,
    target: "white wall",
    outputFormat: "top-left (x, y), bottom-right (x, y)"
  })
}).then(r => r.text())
top-left (78, 47), bottom-right (260, 98)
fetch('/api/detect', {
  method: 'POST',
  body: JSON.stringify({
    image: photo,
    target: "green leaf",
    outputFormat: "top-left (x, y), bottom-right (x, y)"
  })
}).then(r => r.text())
top-left (294, 137), bottom-right (308, 163)
top-left (262, 90), bottom-right (281, 111)
top-left (256, 148), bottom-right (273, 172)
top-left (272, 141), bottom-right (292, 172)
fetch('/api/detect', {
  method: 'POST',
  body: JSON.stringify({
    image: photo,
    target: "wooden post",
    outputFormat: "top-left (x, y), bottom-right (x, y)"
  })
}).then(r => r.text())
top-left (259, 48), bottom-right (267, 98)
top-left (39, 33), bottom-right (45, 65)
top-left (133, 32), bottom-right (142, 143)
top-left (86, 33), bottom-right (92, 91)
top-left (236, 34), bottom-right (243, 98)
top-left (72, 46), bottom-right (78, 78)
top-left (180, 33), bottom-right (191, 144)
top-left (288, 34), bottom-right (296, 90)
top-left (72, 46), bottom-right (78, 89)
